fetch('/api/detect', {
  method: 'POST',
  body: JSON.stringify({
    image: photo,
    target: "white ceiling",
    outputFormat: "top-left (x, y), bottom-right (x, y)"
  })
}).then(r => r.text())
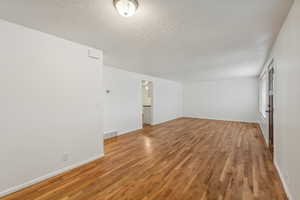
top-left (0, 0), bottom-right (293, 82)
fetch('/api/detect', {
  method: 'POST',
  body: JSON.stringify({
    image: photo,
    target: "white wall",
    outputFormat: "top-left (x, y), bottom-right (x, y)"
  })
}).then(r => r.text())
top-left (259, 1), bottom-right (300, 199)
top-left (183, 77), bottom-right (259, 122)
top-left (103, 66), bottom-right (183, 135)
top-left (0, 20), bottom-right (104, 196)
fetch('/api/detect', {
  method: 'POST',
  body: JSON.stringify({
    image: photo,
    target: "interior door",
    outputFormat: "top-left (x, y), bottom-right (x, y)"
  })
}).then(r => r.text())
top-left (268, 67), bottom-right (274, 160)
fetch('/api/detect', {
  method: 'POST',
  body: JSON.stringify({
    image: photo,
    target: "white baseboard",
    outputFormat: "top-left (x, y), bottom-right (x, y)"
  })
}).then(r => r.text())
top-left (0, 153), bottom-right (104, 198)
top-left (118, 127), bottom-right (142, 136)
top-left (274, 161), bottom-right (293, 200)
top-left (104, 130), bottom-right (118, 139)
top-left (152, 117), bottom-right (182, 126)
top-left (182, 116), bottom-right (259, 123)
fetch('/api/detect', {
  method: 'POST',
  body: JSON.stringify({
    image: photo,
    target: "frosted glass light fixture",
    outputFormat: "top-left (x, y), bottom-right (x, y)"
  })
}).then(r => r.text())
top-left (113, 0), bottom-right (139, 17)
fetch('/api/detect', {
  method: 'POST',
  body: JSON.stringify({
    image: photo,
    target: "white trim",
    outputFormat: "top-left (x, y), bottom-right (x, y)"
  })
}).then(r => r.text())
top-left (117, 127), bottom-right (143, 136)
top-left (259, 58), bottom-right (274, 79)
top-left (182, 116), bottom-right (259, 123)
top-left (141, 79), bottom-right (154, 127)
top-left (274, 161), bottom-right (293, 200)
top-left (259, 73), bottom-right (268, 118)
top-left (260, 113), bottom-right (267, 120)
top-left (259, 67), bottom-right (268, 80)
top-left (104, 130), bottom-right (118, 139)
top-left (0, 153), bottom-right (104, 198)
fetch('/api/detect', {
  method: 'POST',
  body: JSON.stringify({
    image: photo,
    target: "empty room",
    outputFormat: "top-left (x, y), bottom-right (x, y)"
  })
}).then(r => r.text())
top-left (0, 0), bottom-right (299, 199)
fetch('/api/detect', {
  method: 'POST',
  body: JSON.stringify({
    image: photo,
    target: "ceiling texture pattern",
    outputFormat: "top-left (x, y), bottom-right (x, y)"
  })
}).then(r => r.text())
top-left (0, 0), bottom-right (293, 81)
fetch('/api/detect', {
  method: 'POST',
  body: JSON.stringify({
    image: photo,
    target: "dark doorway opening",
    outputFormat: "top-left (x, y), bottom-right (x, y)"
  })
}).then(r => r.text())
top-left (267, 67), bottom-right (274, 160)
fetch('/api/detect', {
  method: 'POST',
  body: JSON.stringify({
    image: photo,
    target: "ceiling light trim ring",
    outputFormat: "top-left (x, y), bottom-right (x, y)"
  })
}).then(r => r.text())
top-left (113, 0), bottom-right (139, 17)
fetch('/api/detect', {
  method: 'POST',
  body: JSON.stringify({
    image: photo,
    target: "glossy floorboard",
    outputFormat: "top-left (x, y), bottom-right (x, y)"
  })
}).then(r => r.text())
top-left (1, 118), bottom-right (287, 200)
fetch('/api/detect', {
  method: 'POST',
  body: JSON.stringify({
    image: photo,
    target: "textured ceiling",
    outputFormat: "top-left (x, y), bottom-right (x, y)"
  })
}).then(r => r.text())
top-left (0, 0), bottom-right (293, 82)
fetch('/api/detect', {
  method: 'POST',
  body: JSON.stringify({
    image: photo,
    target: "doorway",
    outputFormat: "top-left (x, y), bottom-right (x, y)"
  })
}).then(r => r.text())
top-left (142, 80), bottom-right (153, 127)
top-left (268, 65), bottom-right (275, 160)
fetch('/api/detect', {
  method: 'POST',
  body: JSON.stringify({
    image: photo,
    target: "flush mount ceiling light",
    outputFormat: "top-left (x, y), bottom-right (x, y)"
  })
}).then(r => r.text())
top-left (113, 0), bottom-right (139, 17)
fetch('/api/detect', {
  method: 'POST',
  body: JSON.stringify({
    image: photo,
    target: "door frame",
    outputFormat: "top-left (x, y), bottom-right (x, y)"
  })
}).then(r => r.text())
top-left (267, 60), bottom-right (275, 160)
top-left (141, 80), bottom-right (154, 127)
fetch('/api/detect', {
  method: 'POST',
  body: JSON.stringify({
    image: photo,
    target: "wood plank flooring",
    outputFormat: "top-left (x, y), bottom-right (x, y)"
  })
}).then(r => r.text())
top-left (1, 118), bottom-right (288, 200)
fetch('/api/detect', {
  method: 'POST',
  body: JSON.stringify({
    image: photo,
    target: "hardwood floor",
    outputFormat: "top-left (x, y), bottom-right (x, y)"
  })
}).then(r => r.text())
top-left (1, 118), bottom-right (287, 200)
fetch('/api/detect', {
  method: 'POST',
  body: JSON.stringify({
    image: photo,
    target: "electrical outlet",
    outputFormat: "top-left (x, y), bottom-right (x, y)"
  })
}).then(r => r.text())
top-left (62, 153), bottom-right (69, 162)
